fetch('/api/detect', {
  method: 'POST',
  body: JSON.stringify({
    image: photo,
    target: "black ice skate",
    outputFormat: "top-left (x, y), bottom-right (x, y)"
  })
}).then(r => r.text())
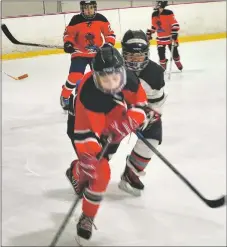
top-left (118, 157), bottom-right (146, 197)
top-left (66, 161), bottom-right (82, 197)
top-left (77, 213), bottom-right (94, 241)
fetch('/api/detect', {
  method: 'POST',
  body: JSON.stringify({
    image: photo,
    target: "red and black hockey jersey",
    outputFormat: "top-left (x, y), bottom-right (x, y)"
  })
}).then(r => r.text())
top-left (63, 13), bottom-right (116, 58)
top-left (73, 71), bottom-right (147, 159)
top-left (151, 9), bottom-right (180, 45)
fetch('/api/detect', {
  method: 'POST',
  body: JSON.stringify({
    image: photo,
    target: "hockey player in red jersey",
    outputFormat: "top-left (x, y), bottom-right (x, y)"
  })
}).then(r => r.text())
top-left (120, 29), bottom-right (167, 196)
top-left (146, 1), bottom-right (183, 71)
top-left (64, 46), bottom-right (163, 241)
top-left (60, 0), bottom-right (116, 111)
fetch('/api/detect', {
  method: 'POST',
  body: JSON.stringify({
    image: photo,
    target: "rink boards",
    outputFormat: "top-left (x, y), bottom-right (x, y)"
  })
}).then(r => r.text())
top-left (1, 1), bottom-right (226, 60)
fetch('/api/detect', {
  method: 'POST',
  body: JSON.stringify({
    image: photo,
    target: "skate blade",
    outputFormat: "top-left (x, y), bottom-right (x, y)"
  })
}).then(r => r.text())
top-left (118, 180), bottom-right (141, 197)
top-left (165, 70), bottom-right (182, 75)
top-left (75, 235), bottom-right (90, 246)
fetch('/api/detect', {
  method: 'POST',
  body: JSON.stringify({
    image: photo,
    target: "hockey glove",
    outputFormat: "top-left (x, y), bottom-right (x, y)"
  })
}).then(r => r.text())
top-left (146, 29), bottom-right (152, 41)
top-left (70, 159), bottom-right (97, 196)
top-left (79, 154), bottom-right (99, 181)
top-left (104, 116), bottom-right (140, 143)
top-left (64, 42), bottom-right (75, 53)
top-left (140, 107), bottom-right (161, 131)
top-left (60, 95), bottom-right (70, 110)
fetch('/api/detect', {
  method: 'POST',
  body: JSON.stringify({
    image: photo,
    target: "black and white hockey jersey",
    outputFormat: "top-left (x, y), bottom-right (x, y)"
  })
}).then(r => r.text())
top-left (138, 59), bottom-right (167, 114)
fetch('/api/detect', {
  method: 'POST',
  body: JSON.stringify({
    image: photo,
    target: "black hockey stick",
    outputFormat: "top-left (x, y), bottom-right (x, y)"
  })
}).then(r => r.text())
top-left (136, 131), bottom-right (226, 208)
top-left (49, 136), bottom-right (112, 247)
top-left (1, 24), bottom-right (63, 49)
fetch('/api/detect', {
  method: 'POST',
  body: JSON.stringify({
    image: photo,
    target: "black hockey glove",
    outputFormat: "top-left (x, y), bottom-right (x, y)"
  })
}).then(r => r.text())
top-left (171, 32), bottom-right (178, 41)
top-left (60, 95), bottom-right (70, 110)
top-left (146, 29), bottom-right (152, 41)
top-left (140, 107), bottom-right (161, 131)
top-left (64, 42), bottom-right (75, 53)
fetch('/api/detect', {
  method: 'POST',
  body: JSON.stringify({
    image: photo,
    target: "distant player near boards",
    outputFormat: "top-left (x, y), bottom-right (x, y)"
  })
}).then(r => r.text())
top-left (60, 0), bottom-right (116, 112)
top-left (146, 1), bottom-right (183, 71)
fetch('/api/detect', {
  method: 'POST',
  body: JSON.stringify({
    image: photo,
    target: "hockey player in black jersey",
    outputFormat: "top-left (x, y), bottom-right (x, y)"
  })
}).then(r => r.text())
top-left (119, 29), bottom-right (167, 196)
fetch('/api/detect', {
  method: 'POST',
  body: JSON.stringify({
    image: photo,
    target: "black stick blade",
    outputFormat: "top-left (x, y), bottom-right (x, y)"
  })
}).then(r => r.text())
top-left (206, 195), bottom-right (226, 208)
top-left (1, 24), bottom-right (20, 44)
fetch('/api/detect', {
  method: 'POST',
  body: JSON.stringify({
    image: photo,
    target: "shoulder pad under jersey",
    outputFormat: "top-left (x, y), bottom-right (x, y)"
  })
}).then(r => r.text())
top-left (93, 13), bottom-right (109, 22)
top-left (139, 60), bottom-right (165, 90)
top-left (68, 14), bottom-right (87, 26)
top-left (162, 9), bottom-right (174, 15)
top-left (152, 11), bottom-right (159, 17)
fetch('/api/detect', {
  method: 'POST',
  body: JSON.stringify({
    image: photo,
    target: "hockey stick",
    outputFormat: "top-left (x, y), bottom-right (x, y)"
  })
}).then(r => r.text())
top-left (49, 135), bottom-right (112, 247)
top-left (136, 130), bottom-right (226, 208)
top-left (168, 39), bottom-right (175, 80)
top-left (1, 24), bottom-right (63, 49)
top-left (3, 71), bottom-right (28, 80)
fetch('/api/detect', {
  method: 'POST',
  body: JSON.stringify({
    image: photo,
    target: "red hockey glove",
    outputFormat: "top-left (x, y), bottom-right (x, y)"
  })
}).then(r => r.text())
top-left (79, 153), bottom-right (99, 181)
top-left (104, 116), bottom-right (140, 143)
top-left (70, 155), bottom-right (99, 195)
top-left (72, 153), bottom-right (106, 196)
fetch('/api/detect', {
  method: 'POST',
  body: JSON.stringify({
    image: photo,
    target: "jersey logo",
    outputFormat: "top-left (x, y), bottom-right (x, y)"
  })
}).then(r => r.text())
top-left (85, 33), bottom-right (95, 46)
top-left (156, 20), bottom-right (165, 33)
top-left (85, 32), bottom-right (97, 52)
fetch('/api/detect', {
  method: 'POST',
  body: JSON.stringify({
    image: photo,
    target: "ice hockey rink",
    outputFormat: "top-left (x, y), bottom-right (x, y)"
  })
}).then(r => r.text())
top-left (2, 39), bottom-right (226, 246)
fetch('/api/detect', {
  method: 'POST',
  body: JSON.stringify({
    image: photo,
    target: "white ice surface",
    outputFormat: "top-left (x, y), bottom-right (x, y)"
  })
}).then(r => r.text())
top-left (2, 39), bottom-right (226, 246)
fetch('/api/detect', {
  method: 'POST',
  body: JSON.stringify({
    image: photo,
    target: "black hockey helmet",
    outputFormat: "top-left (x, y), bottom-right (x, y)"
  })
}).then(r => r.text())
top-left (154, 1), bottom-right (168, 10)
top-left (92, 47), bottom-right (126, 94)
top-left (121, 29), bottom-right (150, 71)
top-left (80, 1), bottom-right (97, 19)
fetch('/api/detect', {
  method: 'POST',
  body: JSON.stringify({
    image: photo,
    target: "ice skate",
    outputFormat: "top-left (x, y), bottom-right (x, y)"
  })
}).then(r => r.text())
top-left (118, 157), bottom-right (145, 197)
top-left (75, 213), bottom-right (96, 246)
top-left (174, 58), bottom-right (183, 71)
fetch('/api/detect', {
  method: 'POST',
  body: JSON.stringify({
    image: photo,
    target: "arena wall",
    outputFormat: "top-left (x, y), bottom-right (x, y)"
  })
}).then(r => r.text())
top-left (2, 1), bottom-right (226, 60)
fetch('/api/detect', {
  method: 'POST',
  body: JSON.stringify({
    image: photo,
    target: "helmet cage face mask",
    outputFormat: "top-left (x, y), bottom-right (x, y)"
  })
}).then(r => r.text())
top-left (92, 66), bottom-right (127, 95)
top-left (123, 50), bottom-right (149, 71)
top-left (80, 1), bottom-right (97, 19)
top-left (122, 38), bottom-right (149, 71)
